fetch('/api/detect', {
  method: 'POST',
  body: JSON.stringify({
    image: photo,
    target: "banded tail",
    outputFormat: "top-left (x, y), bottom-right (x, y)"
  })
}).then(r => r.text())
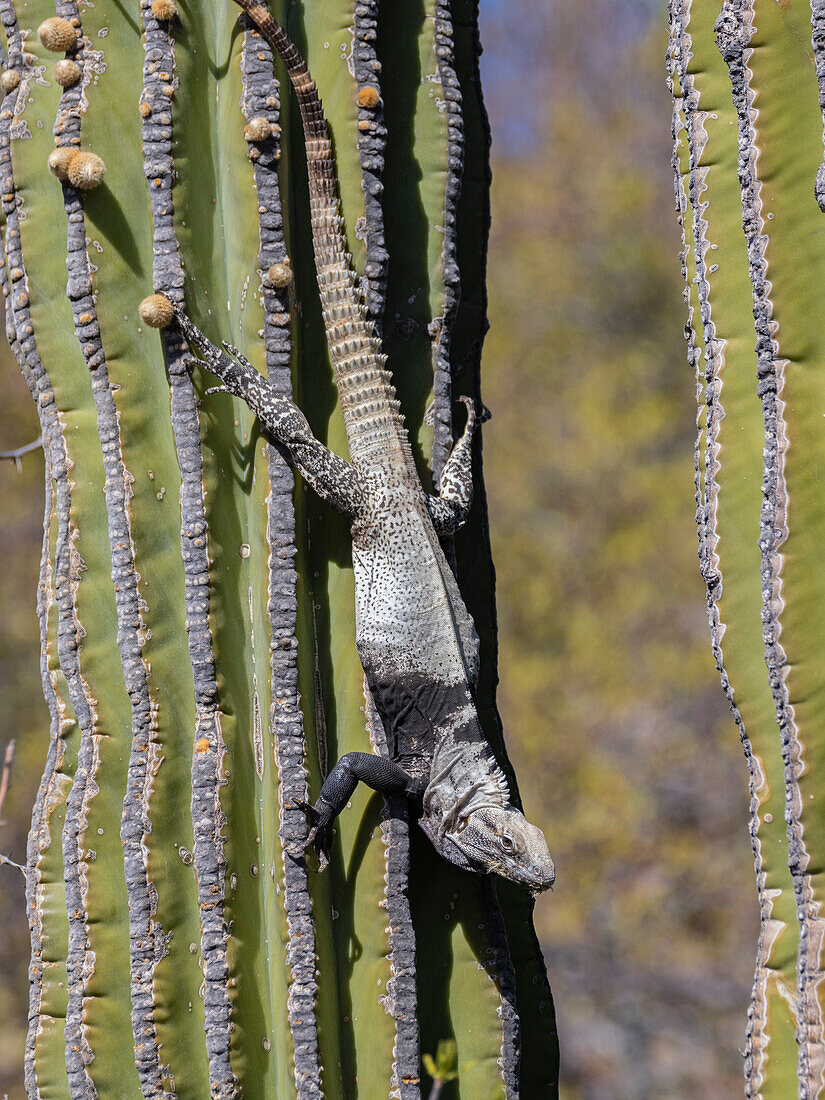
top-left (232, 0), bottom-right (408, 467)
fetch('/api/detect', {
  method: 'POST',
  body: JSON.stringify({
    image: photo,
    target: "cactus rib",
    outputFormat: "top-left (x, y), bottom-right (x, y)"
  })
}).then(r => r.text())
top-left (352, 0), bottom-right (388, 323)
top-left (431, 5), bottom-right (524, 1088)
top-left (237, 11), bottom-right (324, 1094)
top-left (810, 0), bottom-right (825, 209)
top-left (139, 3), bottom-right (237, 1096)
top-left (0, 155), bottom-right (68, 1100)
top-left (49, 2), bottom-right (169, 1092)
top-left (669, 4), bottom-right (778, 1083)
top-left (350, 6), bottom-right (420, 1087)
top-left (364, 689), bottom-right (419, 1098)
top-left (716, 0), bottom-right (825, 1088)
top-left (0, 4), bottom-right (102, 1094)
top-left (0, 146), bottom-right (48, 1099)
top-left (429, 2), bottom-right (463, 483)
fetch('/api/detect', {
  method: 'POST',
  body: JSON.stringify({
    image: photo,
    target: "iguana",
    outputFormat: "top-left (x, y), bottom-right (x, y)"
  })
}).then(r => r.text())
top-left (170, 0), bottom-right (555, 894)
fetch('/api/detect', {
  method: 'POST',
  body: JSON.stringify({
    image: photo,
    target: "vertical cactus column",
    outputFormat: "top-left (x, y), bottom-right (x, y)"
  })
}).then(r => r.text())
top-left (3, 0), bottom-right (555, 1097)
top-left (671, 0), bottom-right (825, 1093)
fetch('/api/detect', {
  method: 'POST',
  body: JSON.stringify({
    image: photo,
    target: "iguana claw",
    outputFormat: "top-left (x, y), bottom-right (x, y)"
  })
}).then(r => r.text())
top-left (294, 799), bottom-right (332, 872)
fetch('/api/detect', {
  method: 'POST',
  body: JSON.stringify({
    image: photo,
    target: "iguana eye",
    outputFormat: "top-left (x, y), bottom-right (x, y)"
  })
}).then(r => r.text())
top-left (500, 834), bottom-right (514, 852)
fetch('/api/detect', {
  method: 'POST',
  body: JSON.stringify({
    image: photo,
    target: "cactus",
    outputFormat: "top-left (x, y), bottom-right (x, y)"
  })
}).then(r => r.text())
top-left (670, 0), bottom-right (825, 1092)
top-left (3, 0), bottom-right (555, 1097)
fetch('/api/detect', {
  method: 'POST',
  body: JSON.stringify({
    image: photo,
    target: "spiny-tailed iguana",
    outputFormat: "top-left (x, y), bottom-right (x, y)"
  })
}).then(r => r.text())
top-left (171, 0), bottom-right (555, 893)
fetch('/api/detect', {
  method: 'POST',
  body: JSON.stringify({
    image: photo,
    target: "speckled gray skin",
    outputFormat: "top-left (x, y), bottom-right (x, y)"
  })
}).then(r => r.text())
top-left (178, 2), bottom-right (555, 895)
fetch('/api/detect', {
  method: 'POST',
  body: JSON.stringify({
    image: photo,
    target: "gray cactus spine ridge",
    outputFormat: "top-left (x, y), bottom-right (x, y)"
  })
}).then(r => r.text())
top-left (238, 13), bottom-right (324, 1096)
top-left (140, 3), bottom-right (238, 1097)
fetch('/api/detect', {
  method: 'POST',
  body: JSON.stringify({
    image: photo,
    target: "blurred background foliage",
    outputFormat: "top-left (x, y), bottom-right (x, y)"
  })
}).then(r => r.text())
top-left (0, 0), bottom-right (757, 1097)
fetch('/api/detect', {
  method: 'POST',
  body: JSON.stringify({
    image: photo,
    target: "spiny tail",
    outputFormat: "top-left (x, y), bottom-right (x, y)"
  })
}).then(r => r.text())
top-left (231, 0), bottom-right (407, 466)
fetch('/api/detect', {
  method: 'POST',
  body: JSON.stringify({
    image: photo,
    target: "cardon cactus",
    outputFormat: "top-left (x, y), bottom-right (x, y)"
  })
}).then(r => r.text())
top-left (670, 0), bottom-right (825, 1093)
top-left (3, 0), bottom-right (555, 1097)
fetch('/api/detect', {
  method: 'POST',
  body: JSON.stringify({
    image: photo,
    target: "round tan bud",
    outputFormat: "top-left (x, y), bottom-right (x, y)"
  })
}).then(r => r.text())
top-left (47, 146), bottom-right (78, 180)
top-left (139, 100), bottom-right (151, 117)
top-left (244, 116), bottom-right (271, 142)
top-left (151, 0), bottom-right (177, 20)
top-left (37, 17), bottom-right (76, 52)
top-left (53, 59), bottom-right (81, 87)
top-left (267, 261), bottom-right (292, 289)
top-left (356, 86), bottom-right (380, 109)
top-left (66, 150), bottom-right (105, 190)
top-left (0, 69), bottom-right (19, 93)
top-left (139, 293), bottom-right (174, 329)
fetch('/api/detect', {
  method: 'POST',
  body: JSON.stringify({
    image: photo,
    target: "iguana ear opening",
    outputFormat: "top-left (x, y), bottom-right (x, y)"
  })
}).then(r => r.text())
top-left (418, 817), bottom-right (476, 872)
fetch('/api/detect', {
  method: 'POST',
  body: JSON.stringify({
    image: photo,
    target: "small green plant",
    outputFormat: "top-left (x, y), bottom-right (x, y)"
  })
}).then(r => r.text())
top-left (423, 1038), bottom-right (459, 1100)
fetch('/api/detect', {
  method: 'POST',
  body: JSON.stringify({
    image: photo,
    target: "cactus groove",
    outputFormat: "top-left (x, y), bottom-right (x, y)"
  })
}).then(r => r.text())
top-left (4, 0), bottom-right (556, 1097)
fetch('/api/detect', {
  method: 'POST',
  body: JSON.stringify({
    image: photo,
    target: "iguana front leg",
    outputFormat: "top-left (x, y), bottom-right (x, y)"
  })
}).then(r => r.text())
top-left (176, 310), bottom-right (364, 520)
top-left (298, 752), bottom-right (424, 869)
top-left (426, 396), bottom-right (487, 535)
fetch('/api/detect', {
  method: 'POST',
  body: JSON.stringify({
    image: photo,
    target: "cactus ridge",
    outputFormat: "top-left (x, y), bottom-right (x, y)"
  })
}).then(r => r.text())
top-left (238, 15), bottom-right (324, 1096)
top-left (429, 2), bottom-right (464, 483)
top-left (810, 0), bottom-right (825, 209)
top-left (669, 4), bottom-right (774, 1084)
top-left (0, 4), bottom-right (102, 1095)
top-left (0, 99), bottom-right (72, 1100)
top-left (364, 688), bottom-right (420, 1097)
top-left (348, 5), bottom-right (422, 1085)
top-left (715, 1), bottom-right (825, 1086)
top-left (351, 0), bottom-right (388, 324)
top-left (51, 2), bottom-right (170, 1093)
top-left (481, 876), bottom-right (521, 1097)
top-left (139, 2), bottom-right (237, 1096)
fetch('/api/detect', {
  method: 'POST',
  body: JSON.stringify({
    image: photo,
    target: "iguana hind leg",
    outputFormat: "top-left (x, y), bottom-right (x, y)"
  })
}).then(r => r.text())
top-left (298, 752), bottom-right (421, 870)
top-left (176, 309), bottom-right (364, 520)
top-left (426, 396), bottom-right (488, 535)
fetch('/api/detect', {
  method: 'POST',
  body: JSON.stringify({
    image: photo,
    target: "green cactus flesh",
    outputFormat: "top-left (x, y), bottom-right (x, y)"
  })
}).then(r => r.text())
top-left (2, 0), bottom-right (555, 1097)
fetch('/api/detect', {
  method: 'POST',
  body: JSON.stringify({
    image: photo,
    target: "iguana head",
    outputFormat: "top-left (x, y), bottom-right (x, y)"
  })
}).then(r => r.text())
top-left (422, 803), bottom-right (556, 893)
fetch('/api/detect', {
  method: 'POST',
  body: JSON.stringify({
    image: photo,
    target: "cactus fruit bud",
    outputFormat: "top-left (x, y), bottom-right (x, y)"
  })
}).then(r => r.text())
top-left (267, 261), bottom-right (292, 289)
top-left (151, 0), bottom-right (178, 20)
top-left (47, 147), bottom-right (78, 180)
top-left (138, 294), bottom-right (174, 329)
top-left (66, 151), bottom-right (106, 190)
top-left (356, 86), bottom-right (380, 109)
top-left (244, 117), bottom-right (271, 142)
top-left (37, 17), bottom-right (76, 52)
top-left (53, 60), bottom-right (81, 87)
top-left (0, 69), bottom-right (20, 93)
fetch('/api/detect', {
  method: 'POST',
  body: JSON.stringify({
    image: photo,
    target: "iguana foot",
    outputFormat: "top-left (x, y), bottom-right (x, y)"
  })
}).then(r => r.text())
top-left (294, 799), bottom-right (333, 872)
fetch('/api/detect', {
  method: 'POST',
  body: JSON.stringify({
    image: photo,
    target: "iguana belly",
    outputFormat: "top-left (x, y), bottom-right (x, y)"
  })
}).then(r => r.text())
top-left (352, 496), bottom-right (481, 771)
